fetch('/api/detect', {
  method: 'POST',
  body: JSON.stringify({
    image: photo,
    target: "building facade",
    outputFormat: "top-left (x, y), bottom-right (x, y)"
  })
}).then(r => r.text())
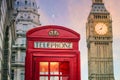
top-left (0, 0), bottom-right (16, 80)
top-left (11, 0), bottom-right (40, 80)
top-left (86, 0), bottom-right (115, 80)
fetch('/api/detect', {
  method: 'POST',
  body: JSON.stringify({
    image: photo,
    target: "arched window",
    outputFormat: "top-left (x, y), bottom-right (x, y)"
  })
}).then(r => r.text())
top-left (25, 1), bottom-right (27, 5)
top-left (17, 1), bottom-right (19, 5)
top-left (33, 2), bottom-right (34, 6)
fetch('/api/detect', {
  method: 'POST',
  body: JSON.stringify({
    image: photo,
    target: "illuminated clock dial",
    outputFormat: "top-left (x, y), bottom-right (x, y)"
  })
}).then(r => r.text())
top-left (95, 23), bottom-right (108, 35)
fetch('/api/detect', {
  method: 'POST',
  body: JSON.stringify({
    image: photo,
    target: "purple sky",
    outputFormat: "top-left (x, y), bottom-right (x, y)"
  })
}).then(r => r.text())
top-left (36, 0), bottom-right (120, 80)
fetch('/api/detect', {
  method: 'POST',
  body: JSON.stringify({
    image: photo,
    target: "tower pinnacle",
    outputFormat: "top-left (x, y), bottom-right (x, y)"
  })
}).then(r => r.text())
top-left (92, 0), bottom-right (103, 4)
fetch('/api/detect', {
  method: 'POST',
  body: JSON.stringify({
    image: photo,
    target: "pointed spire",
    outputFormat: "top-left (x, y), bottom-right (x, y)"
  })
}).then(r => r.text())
top-left (92, 0), bottom-right (103, 4)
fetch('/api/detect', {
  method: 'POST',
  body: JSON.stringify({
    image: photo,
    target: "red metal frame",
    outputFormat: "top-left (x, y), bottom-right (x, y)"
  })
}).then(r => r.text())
top-left (25, 25), bottom-right (81, 80)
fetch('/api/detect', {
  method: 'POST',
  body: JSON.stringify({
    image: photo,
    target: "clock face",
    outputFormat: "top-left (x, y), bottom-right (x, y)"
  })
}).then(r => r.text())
top-left (95, 23), bottom-right (108, 35)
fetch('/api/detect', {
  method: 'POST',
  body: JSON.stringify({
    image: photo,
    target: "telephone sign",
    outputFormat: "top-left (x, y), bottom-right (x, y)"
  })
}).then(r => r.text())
top-left (34, 42), bottom-right (73, 49)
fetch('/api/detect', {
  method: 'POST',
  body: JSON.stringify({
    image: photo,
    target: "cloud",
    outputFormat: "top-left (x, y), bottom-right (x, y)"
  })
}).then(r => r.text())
top-left (66, 0), bottom-right (92, 37)
top-left (36, 0), bottom-right (56, 25)
top-left (37, 9), bottom-right (50, 25)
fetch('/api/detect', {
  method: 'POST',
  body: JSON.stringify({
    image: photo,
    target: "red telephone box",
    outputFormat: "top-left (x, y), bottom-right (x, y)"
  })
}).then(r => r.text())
top-left (25, 25), bottom-right (81, 80)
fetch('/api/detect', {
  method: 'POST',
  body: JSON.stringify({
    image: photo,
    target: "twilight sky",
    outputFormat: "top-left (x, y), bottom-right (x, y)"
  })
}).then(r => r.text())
top-left (36, 0), bottom-right (120, 80)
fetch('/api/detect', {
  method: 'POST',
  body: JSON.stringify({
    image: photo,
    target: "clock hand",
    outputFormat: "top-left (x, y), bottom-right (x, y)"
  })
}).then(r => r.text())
top-left (99, 27), bottom-right (102, 30)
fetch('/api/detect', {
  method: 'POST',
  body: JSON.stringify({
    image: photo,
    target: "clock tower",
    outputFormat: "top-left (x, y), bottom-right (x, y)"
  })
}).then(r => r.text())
top-left (86, 0), bottom-right (115, 80)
